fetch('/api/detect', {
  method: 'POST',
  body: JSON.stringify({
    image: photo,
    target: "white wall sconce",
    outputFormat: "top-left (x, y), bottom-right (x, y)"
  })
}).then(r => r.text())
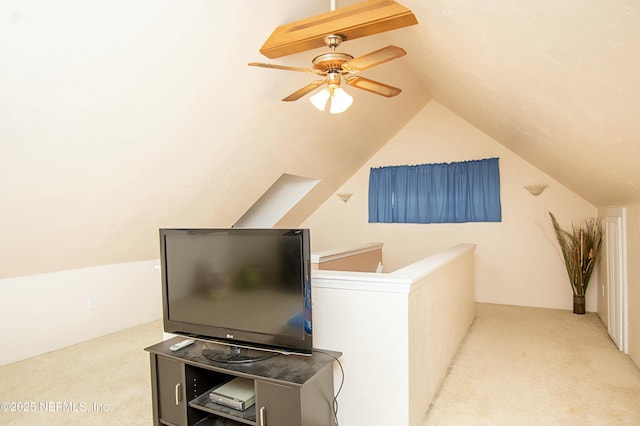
top-left (336, 193), bottom-right (353, 203)
top-left (524, 184), bottom-right (548, 196)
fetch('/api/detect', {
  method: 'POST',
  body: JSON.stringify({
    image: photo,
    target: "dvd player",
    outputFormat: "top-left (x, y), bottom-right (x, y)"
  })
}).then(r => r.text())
top-left (209, 377), bottom-right (255, 411)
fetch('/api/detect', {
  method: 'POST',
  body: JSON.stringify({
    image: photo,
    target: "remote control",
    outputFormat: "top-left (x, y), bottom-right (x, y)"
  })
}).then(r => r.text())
top-left (170, 339), bottom-right (195, 352)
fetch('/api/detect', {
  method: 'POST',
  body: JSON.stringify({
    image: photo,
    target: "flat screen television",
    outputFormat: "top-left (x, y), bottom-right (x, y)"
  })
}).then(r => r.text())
top-left (159, 228), bottom-right (312, 362)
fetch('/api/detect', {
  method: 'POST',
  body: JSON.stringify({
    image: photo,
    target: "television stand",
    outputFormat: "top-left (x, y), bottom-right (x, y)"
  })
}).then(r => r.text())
top-left (201, 344), bottom-right (277, 364)
top-left (145, 337), bottom-right (341, 426)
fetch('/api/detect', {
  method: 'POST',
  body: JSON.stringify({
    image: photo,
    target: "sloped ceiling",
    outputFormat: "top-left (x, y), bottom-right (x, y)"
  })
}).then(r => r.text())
top-left (393, 0), bottom-right (640, 206)
top-left (1, 0), bottom-right (639, 278)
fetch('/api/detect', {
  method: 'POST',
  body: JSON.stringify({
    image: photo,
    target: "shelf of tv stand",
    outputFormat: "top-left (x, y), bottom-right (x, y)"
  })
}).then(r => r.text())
top-left (192, 417), bottom-right (254, 426)
top-left (189, 391), bottom-right (256, 425)
top-left (146, 337), bottom-right (341, 426)
top-left (192, 418), bottom-right (246, 426)
top-left (191, 415), bottom-right (250, 426)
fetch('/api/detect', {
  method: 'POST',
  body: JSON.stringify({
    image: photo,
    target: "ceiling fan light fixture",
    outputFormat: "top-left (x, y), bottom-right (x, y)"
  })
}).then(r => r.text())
top-left (309, 88), bottom-right (331, 111)
top-left (329, 87), bottom-right (353, 114)
top-left (309, 85), bottom-right (353, 114)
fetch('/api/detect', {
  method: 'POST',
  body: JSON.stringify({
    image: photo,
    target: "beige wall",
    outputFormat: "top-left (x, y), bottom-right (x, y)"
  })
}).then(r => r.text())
top-left (311, 246), bottom-right (382, 272)
top-left (0, 260), bottom-right (162, 366)
top-left (626, 206), bottom-right (640, 367)
top-left (312, 244), bottom-right (476, 425)
top-left (303, 100), bottom-right (598, 311)
top-left (0, 1), bottom-right (429, 280)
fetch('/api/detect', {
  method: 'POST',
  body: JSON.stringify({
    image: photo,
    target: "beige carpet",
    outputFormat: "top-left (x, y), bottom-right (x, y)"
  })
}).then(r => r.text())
top-left (0, 304), bottom-right (638, 425)
top-left (423, 303), bottom-right (640, 425)
top-left (0, 320), bottom-right (163, 425)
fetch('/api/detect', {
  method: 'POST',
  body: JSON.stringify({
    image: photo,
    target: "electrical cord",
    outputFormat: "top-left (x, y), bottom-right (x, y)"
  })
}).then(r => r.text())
top-left (313, 349), bottom-right (344, 426)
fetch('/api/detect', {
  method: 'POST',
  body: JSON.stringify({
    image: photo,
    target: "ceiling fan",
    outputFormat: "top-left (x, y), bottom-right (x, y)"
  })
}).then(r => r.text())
top-left (249, 34), bottom-right (407, 113)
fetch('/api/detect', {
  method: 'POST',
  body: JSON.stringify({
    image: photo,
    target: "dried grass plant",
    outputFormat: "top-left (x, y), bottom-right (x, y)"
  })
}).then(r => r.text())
top-left (549, 212), bottom-right (604, 298)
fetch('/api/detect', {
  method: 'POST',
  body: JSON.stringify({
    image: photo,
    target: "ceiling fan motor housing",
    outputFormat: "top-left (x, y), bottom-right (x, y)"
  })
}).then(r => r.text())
top-left (312, 52), bottom-right (354, 73)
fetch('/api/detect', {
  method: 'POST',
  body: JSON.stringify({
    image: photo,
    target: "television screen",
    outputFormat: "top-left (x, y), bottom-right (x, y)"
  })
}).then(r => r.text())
top-left (160, 228), bottom-right (312, 358)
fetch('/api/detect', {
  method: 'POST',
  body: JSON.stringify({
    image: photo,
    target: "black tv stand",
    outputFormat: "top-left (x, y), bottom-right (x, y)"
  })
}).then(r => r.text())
top-left (145, 337), bottom-right (341, 426)
top-left (201, 344), bottom-right (277, 364)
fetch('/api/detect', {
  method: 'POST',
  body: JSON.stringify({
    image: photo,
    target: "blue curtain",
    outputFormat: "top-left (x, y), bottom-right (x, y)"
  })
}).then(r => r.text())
top-left (368, 158), bottom-right (501, 223)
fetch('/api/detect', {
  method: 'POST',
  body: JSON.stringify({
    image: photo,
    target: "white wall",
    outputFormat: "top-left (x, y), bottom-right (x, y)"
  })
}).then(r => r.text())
top-left (312, 244), bottom-right (475, 426)
top-left (313, 283), bottom-right (409, 426)
top-left (0, 260), bottom-right (162, 366)
top-left (304, 100), bottom-right (599, 311)
top-left (599, 204), bottom-right (640, 368)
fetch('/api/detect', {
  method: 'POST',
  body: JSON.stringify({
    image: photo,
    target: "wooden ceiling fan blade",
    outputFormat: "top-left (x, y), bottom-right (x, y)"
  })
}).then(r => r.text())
top-left (342, 46), bottom-right (406, 72)
top-left (248, 62), bottom-right (318, 73)
top-left (282, 80), bottom-right (326, 102)
top-left (345, 75), bottom-right (401, 97)
top-left (259, 0), bottom-right (417, 59)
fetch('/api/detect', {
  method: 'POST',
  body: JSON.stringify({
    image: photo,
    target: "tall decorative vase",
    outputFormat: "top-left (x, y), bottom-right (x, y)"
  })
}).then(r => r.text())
top-left (573, 295), bottom-right (586, 315)
top-left (550, 212), bottom-right (603, 317)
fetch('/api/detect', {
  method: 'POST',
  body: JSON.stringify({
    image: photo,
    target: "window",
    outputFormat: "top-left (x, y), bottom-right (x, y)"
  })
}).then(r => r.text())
top-left (368, 158), bottom-right (501, 223)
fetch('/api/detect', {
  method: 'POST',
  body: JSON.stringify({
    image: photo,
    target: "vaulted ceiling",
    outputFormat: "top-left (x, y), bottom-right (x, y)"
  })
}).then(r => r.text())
top-left (397, 0), bottom-right (640, 206)
top-left (1, 0), bottom-right (639, 278)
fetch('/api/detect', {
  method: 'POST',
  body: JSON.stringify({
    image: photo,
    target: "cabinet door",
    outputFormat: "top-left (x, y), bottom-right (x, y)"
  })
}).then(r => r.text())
top-left (156, 356), bottom-right (187, 426)
top-left (256, 381), bottom-right (301, 426)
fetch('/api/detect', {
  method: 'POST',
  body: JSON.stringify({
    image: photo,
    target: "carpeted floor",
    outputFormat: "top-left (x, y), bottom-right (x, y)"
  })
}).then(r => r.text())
top-left (422, 303), bottom-right (640, 425)
top-left (0, 303), bottom-right (638, 425)
top-left (0, 320), bottom-right (163, 425)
